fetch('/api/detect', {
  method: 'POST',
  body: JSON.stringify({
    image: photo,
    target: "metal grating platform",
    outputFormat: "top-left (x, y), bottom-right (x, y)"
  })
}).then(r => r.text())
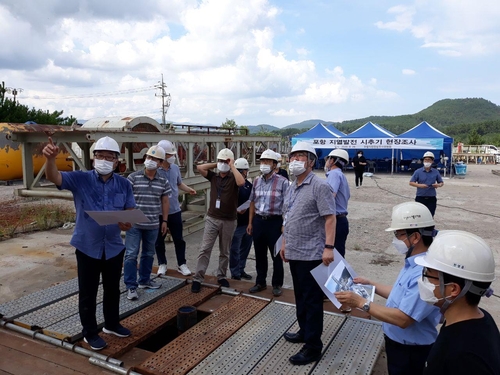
top-left (100, 283), bottom-right (220, 357)
top-left (136, 294), bottom-right (269, 375)
top-left (42, 276), bottom-right (185, 341)
top-left (0, 277), bottom-right (79, 319)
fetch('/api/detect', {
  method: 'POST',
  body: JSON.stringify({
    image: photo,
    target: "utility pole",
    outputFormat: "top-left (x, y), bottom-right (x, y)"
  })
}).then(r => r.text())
top-left (155, 74), bottom-right (171, 127)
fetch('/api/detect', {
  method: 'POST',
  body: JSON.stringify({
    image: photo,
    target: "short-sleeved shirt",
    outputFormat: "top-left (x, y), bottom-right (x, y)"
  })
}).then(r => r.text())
top-left (352, 156), bottom-right (366, 170)
top-left (384, 254), bottom-right (441, 345)
top-left (410, 167), bottom-right (443, 197)
top-left (59, 170), bottom-right (136, 260)
top-left (237, 179), bottom-right (253, 227)
top-left (206, 170), bottom-right (239, 220)
top-left (159, 164), bottom-right (183, 214)
top-left (249, 173), bottom-right (288, 216)
top-left (326, 168), bottom-right (350, 215)
top-left (283, 171), bottom-right (336, 261)
top-left (127, 169), bottom-right (172, 230)
top-left (423, 308), bottom-right (500, 374)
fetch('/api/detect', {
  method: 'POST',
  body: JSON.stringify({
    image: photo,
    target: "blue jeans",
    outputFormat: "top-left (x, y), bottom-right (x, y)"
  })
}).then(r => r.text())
top-left (229, 225), bottom-right (253, 278)
top-left (124, 227), bottom-right (158, 289)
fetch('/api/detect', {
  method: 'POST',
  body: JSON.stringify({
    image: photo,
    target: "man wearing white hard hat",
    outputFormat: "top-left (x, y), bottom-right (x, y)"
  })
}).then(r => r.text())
top-left (280, 141), bottom-right (336, 366)
top-left (155, 140), bottom-right (197, 277)
top-left (191, 148), bottom-right (245, 293)
top-left (415, 230), bottom-right (500, 374)
top-left (409, 151), bottom-right (444, 217)
top-left (124, 146), bottom-right (172, 301)
top-left (324, 149), bottom-right (351, 258)
top-left (336, 202), bottom-right (441, 375)
top-left (42, 136), bottom-right (135, 351)
top-left (274, 152), bottom-right (289, 180)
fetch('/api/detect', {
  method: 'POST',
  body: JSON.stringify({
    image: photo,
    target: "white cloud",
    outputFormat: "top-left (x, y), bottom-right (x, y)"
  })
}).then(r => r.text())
top-left (269, 108), bottom-right (305, 117)
top-left (402, 69), bottom-right (416, 75)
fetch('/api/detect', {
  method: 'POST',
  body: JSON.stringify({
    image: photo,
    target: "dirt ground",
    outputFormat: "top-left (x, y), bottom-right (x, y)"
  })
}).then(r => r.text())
top-left (1, 164), bottom-right (500, 374)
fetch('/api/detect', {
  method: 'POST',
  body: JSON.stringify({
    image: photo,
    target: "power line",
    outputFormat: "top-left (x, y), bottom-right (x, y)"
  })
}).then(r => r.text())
top-left (25, 86), bottom-right (156, 100)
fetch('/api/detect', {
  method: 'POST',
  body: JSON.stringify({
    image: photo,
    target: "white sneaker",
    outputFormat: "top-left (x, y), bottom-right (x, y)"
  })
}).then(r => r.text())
top-left (178, 264), bottom-right (192, 276)
top-left (157, 264), bottom-right (167, 276)
top-left (127, 288), bottom-right (138, 300)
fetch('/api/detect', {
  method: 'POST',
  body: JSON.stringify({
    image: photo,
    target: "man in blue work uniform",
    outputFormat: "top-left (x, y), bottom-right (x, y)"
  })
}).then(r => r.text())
top-left (409, 151), bottom-right (444, 217)
top-left (247, 149), bottom-right (289, 297)
top-left (324, 149), bottom-right (350, 258)
top-left (336, 202), bottom-right (441, 375)
top-left (229, 158), bottom-right (253, 280)
top-left (42, 136), bottom-right (135, 351)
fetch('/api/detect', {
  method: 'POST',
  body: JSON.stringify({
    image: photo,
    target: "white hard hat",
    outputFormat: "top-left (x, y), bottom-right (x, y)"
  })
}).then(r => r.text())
top-left (385, 202), bottom-right (435, 231)
top-left (260, 149), bottom-right (278, 161)
top-left (234, 158), bottom-right (249, 169)
top-left (415, 230), bottom-right (496, 282)
top-left (146, 145), bottom-right (165, 160)
top-left (423, 151), bottom-right (435, 160)
top-left (217, 148), bottom-right (234, 161)
top-left (327, 149), bottom-right (349, 163)
top-left (275, 152), bottom-right (282, 162)
top-left (290, 141), bottom-right (317, 158)
top-left (94, 136), bottom-right (120, 155)
top-left (158, 140), bottom-right (177, 155)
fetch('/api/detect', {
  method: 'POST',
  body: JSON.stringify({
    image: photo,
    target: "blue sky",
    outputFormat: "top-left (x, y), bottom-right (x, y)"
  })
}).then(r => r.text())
top-left (1, 0), bottom-right (499, 128)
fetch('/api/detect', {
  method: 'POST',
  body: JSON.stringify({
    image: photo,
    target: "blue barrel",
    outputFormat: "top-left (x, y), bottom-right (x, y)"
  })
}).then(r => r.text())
top-left (455, 164), bottom-right (467, 175)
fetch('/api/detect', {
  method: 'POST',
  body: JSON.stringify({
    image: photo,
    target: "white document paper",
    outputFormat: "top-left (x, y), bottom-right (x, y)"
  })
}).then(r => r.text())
top-left (274, 234), bottom-right (283, 257)
top-left (85, 209), bottom-right (150, 226)
top-left (237, 199), bottom-right (251, 212)
top-left (311, 249), bottom-right (369, 309)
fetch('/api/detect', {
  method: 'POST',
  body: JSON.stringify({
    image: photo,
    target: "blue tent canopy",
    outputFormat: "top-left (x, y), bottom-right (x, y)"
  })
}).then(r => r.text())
top-left (343, 122), bottom-right (396, 160)
top-left (326, 124), bottom-right (346, 137)
top-left (396, 121), bottom-right (453, 162)
top-left (292, 123), bottom-right (342, 167)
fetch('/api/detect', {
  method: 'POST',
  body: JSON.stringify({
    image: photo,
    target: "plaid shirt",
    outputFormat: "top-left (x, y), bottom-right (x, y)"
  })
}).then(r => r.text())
top-left (249, 173), bottom-right (288, 216)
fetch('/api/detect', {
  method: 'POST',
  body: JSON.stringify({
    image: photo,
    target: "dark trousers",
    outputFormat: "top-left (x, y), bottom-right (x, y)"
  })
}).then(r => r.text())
top-left (334, 216), bottom-right (349, 258)
top-left (229, 225), bottom-right (253, 278)
top-left (354, 168), bottom-right (364, 186)
top-left (384, 335), bottom-right (433, 375)
top-left (76, 249), bottom-right (124, 338)
top-left (252, 216), bottom-right (284, 287)
top-left (155, 211), bottom-right (186, 266)
top-left (415, 196), bottom-right (437, 217)
top-left (290, 259), bottom-right (324, 351)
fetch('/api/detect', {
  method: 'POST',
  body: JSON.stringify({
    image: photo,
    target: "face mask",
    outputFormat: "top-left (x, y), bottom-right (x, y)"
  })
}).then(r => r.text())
top-left (144, 159), bottom-right (158, 170)
top-left (94, 159), bottom-right (114, 175)
top-left (289, 160), bottom-right (306, 176)
top-left (358, 154), bottom-right (362, 157)
top-left (392, 237), bottom-right (409, 255)
top-left (417, 278), bottom-right (440, 304)
top-left (277, 162), bottom-right (281, 168)
top-left (324, 166), bottom-right (329, 174)
top-left (260, 165), bottom-right (272, 175)
top-left (424, 162), bottom-right (432, 168)
top-left (166, 156), bottom-right (176, 164)
top-left (218, 162), bottom-right (230, 173)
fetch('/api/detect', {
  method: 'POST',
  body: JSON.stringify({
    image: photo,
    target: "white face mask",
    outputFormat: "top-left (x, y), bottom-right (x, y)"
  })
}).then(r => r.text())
top-left (260, 164), bottom-right (272, 175)
top-left (424, 162), bottom-right (432, 168)
top-left (277, 162), bottom-right (281, 168)
top-left (218, 162), bottom-right (230, 173)
top-left (392, 237), bottom-right (409, 255)
top-left (94, 159), bottom-right (115, 175)
top-left (358, 154), bottom-right (362, 157)
top-left (166, 156), bottom-right (176, 164)
top-left (144, 159), bottom-right (159, 170)
top-left (417, 278), bottom-right (440, 304)
top-left (289, 160), bottom-right (306, 176)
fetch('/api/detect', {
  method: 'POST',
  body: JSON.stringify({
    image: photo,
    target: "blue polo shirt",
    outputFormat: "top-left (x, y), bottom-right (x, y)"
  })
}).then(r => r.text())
top-left (59, 170), bottom-right (136, 260)
top-left (159, 164), bottom-right (183, 215)
top-left (325, 167), bottom-right (350, 215)
top-left (410, 167), bottom-right (443, 197)
top-left (384, 254), bottom-right (441, 345)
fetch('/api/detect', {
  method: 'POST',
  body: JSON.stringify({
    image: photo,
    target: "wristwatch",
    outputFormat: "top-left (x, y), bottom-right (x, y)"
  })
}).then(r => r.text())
top-left (362, 300), bottom-right (371, 313)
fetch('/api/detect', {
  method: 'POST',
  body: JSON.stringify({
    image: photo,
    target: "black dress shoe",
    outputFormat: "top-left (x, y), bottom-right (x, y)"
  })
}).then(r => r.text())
top-left (231, 276), bottom-right (241, 280)
top-left (241, 272), bottom-right (253, 280)
top-left (191, 281), bottom-right (201, 293)
top-left (218, 278), bottom-right (230, 287)
top-left (289, 347), bottom-right (322, 365)
top-left (283, 332), bottom-right (304, 343)
top-left (249, 284), bottom-right (267, 293)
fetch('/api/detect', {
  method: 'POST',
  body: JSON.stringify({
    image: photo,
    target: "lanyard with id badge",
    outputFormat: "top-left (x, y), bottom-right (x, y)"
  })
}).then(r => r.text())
top-left (215, 175), bottom-right (228, 209)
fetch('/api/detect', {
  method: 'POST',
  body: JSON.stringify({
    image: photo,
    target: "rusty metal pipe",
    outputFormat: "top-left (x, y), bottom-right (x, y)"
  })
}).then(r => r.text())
top-left (0, 319), bottom-right (123, 366)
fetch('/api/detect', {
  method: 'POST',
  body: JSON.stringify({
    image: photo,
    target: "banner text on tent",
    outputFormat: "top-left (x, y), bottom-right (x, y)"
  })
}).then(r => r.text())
top-left (310, 138), bottom-right (444, 149)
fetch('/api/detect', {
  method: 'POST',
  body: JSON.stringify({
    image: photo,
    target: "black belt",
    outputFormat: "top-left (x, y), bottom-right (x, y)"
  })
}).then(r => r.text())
top-left (384, 334), bottom-right (432, 348)
top-left (336, 213), bottom-right (347, 218)
top-left (255, 214), bottom-right (282, 220)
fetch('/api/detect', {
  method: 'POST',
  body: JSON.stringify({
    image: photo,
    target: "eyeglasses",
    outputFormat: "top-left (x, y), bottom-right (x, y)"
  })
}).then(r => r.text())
top-left (393, 231), bottom-right (407, 239)
top-left (290, 152), bottom-right (308, 159)
top-left (422, 268), bottom-right (439, 281)
top-left (146, 156), bottom-right (161, 162)
top-left (94, 154), bottom-right (116, 162)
